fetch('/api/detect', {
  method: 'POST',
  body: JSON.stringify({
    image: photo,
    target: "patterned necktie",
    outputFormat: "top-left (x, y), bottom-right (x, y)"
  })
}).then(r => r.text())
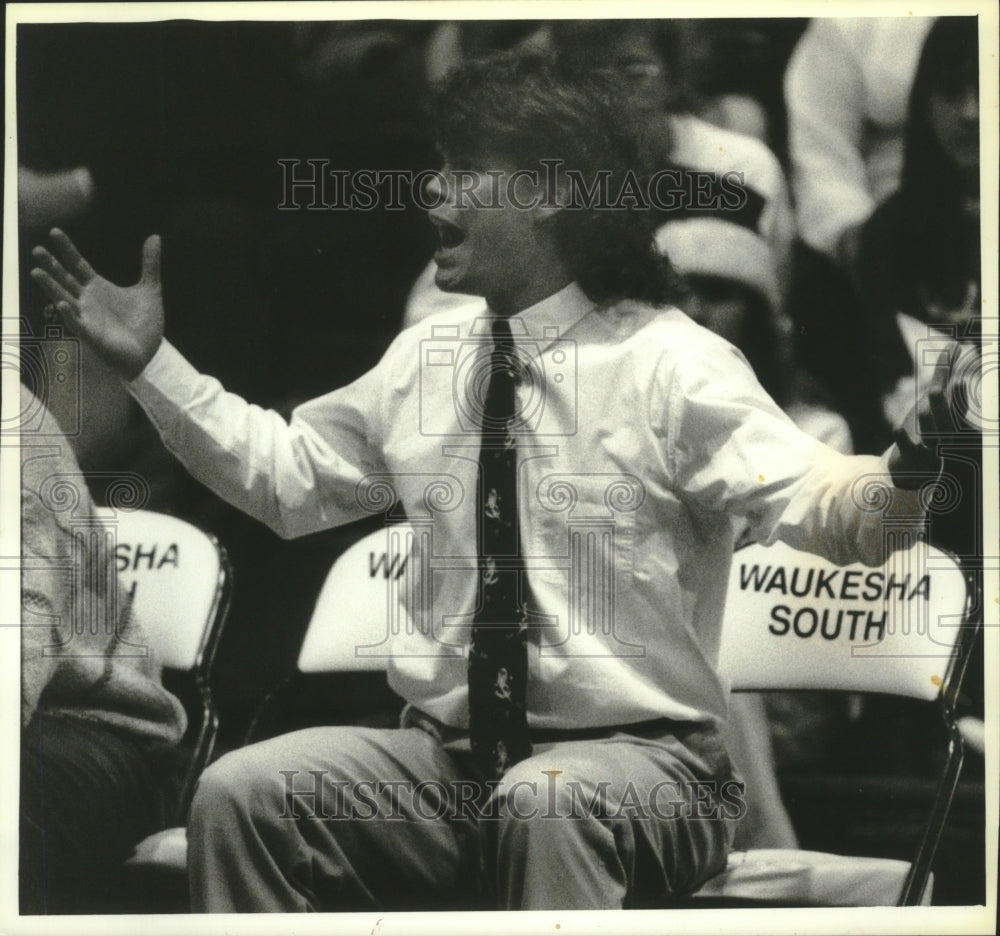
top-left (468, 315), bottom-right (532, 779)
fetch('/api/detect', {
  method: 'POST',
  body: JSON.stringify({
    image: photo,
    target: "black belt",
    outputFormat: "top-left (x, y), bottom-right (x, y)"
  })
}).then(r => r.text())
top-left (529, 717), bottom-right (708, 744)
top-left (402, 704), bottom-right (709, 746)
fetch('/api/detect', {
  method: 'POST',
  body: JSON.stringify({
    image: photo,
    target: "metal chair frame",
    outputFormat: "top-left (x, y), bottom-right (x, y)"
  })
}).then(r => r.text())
top-left (96, 507), bottom-right (233, 824)
top-left (715, 540), bottom-right (980, 907)
top-left (896, 562), bottom-right (979, 905)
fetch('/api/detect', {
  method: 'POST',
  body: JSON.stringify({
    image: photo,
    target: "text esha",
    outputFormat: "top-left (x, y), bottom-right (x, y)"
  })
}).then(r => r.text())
top-left (114, 541), bottom-right (179, 572)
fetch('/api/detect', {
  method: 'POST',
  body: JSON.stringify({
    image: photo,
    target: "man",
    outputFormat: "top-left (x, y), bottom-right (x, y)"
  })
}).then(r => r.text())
top-left (30, 52), bottom-right (955, 912)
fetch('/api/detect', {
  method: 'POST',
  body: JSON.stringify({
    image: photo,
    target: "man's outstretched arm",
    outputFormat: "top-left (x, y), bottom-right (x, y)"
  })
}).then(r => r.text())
top-left (30, 229), bottom-right (385, 539)
top-left (666, 336), bottom-right (961, 568)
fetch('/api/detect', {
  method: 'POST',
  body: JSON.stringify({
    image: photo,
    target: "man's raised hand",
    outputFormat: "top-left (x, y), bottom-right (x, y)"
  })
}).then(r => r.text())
top-left (31, 229), bottom-right (165, 380)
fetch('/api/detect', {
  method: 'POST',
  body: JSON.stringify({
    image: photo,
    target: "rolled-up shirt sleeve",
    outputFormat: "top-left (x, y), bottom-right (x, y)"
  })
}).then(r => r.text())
top-left (665, 340), bottom-right (925, 568)
top-left (127, 339), bottom-right (388, 539)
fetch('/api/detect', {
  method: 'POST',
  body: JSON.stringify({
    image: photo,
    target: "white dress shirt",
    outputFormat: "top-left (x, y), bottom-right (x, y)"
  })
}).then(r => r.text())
top-left (129, 283), bottom-right (922, 729)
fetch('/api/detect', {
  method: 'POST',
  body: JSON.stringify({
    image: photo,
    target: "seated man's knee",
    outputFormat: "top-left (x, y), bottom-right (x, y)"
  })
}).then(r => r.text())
top-left (191, 748), bottom-right (259, 818)
top-left (190, 744), bottom-right (279, 826)
top-left (487, 761), bottom-right (610, 846)
top-left (189, 727), bottom-right (389, 829)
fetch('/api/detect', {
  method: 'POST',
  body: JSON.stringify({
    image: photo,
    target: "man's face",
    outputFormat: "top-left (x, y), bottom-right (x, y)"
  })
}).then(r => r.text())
top-left (426, 153), bottom-right (551, 303)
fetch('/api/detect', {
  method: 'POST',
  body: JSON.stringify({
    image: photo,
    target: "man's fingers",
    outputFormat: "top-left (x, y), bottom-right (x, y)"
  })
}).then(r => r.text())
top-left (892, 424), bottom-right (918, 457)
top-left (29, 267), bottom-right (79, 312)
top-left (914, 394), bottom-right (949, 443)
top-left (31, 246), bottom-right (82, 298)
top-left (889, 342), bottom-right (962, 487)
top-left (930, 341), bottom-right (962, 393)
top-left (140, 234), bottom-right (161, 286)
top-left (52, 299), bottom-right (95, 343)
top-left (49, 227), bottom-right (96, 282)
top-left (923, 342), bottom-right (963, 435)
top-left (930, 380), bottom-right (955, 434)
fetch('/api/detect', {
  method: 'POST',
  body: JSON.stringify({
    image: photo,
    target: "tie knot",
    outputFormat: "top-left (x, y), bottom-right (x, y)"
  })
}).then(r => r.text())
top-left (491, 315), bottom-right (514, 347)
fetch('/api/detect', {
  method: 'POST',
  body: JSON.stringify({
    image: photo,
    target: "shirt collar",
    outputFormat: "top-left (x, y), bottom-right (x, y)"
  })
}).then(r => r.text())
top-left (472, 282), bottom-right (595, 353)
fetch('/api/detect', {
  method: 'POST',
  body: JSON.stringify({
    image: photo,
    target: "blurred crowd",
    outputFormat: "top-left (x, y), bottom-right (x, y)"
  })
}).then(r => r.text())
top-left (16, 15), bottom-right (985, 904)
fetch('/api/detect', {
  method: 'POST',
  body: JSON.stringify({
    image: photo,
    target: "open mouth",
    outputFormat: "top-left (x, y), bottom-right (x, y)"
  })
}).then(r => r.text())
top-left (433, 218), bottom-right (466, 250)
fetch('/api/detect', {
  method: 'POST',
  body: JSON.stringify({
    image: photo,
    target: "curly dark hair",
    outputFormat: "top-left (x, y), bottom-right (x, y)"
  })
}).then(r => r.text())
top-left (426, 49), bottom-right (682, 308)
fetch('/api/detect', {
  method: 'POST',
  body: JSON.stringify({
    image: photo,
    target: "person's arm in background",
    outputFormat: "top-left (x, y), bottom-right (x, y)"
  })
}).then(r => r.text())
top-left (19, 382), bottom-right (186, 743)
top-left (784, 19), bottom-right (874, 261)
top-left (765, 152), bottom-right (796, 313)
top-left (20, 492), bottom-right (68, 726)
top-left (30, 229), bottom-right (388, 540)
top-left (18, 167), bottom-right (95, 233)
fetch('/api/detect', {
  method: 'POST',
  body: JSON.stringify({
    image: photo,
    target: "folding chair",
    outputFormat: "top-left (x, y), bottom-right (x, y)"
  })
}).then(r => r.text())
top-left (688, 537), bottom-right (977, 907)
top-left (130, 522), bottom-right (408, 892)
top-left (93, 508), bottom-right (231, 889)
top-left (297, 522), bottom-right (412, 674)
top-left (243, 522), bottom-right (407, 741)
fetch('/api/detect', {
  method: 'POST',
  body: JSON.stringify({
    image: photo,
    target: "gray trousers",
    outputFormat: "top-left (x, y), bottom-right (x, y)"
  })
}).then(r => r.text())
top-left (188, 713), bottom-right (739, 911)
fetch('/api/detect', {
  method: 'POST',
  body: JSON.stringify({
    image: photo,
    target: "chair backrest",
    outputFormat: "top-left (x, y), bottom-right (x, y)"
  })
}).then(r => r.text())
top-left (719, 537), bottom-right (976, 907)
top-left (96, 507), bottom-right (229, 673)
top-left (95, 507), bottom-right (231, 822)
top-left (301, 529), bottom-right (972, 696)
top-left (719, 539), bottom-right (969, 699)
top-left (298, 524), bottom-right (415, 673)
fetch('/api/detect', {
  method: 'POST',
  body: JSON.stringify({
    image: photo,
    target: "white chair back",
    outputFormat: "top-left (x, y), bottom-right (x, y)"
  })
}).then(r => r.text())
top-left (96, 507), bottom-right (227, 671)
top-left (298, 525), bottom-right (415, 673)
top-left (719, 539), bottom-right (968, 700)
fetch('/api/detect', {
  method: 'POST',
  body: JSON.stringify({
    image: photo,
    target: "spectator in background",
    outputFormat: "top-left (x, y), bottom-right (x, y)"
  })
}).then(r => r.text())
top-left (671, 18), bottom-right (808, 158)
top-left (656, 218), bottom-right (852, 457)
top-left (784, 16), bottom-right (934, 270)
top-left (19, 383), bottom-right (187, 914)
top-left (550, 18), bottom-right (799, 306)
top-left (790, 15), bottom-right (980, 456)
top-left (855, 16), bottom-right (984, 744)
top-left (786, 16), bottom-right (984, 773)
top-left (854, 14), bottom-right (980, 432)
